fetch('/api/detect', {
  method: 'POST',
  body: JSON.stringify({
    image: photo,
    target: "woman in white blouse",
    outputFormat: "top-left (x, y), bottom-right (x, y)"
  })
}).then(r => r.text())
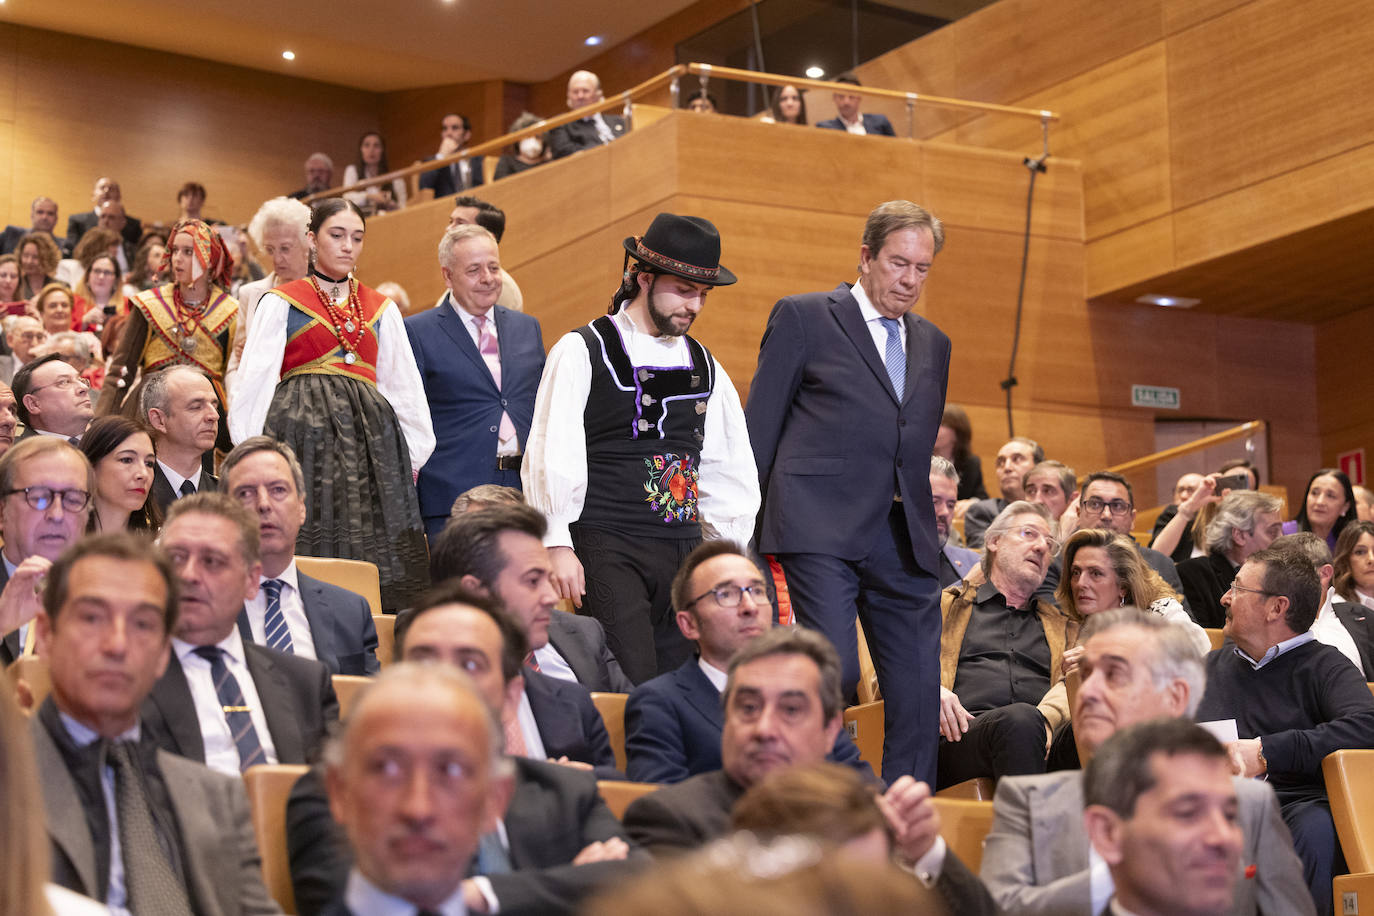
top-left (341, 131), bottom-right (406, 215)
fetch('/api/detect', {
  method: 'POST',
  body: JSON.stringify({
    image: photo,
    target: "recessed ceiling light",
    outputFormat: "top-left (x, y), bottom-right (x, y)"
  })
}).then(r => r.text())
top-left (585, 35), bottom-right (603, 47)
top-left (282, 50), bottom-right (296, 61)
top-left (805, 66), bottom-right (825, 79)
top-left (1135, 294), bottom-right (1201, 308)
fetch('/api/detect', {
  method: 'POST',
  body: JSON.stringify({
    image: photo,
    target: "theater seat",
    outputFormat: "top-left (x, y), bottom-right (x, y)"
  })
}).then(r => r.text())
top-left (598, 779), bottom-right (659, 819)
top-left (1325, 750), bottom-right (1374, 909)
top-left (243, 763), bottom-right (310, 915)
top-left (843, 701), bottom-right (884, 774)
top-left (372, 614), bottom-right (395, 666)
top-left (332, 674), bottom-right (371, 720)
top-left (295, 556), bottom-right (382, 616)
top-left (591, 692), bottom-right (629, 771)
top-left (931, 797), bottom-right (995, 872)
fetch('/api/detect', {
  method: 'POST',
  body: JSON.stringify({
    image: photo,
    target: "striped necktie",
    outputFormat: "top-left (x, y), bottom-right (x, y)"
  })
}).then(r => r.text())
top-left (261, 579), bottom-right (294, 654)
top-left (192, 646), bottom-right (267, 772)
top-left (880, 316), bottom-right (905, 398)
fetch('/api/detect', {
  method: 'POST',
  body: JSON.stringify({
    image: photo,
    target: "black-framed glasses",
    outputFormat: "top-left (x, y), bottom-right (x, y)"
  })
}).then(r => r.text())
top-left (1082, 497), bottom-right (1133, 515)
top-left (2, 486), bottom-right (91, 512)
top-left (687, 583), bottom-right (767, 609)
top-left (1228, 578), bottom-right (1275, 598)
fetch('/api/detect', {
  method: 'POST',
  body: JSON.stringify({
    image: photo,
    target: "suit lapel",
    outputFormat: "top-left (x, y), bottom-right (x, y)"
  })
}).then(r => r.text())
top-left (235, 607), bottom-right (254, 645)
top-left (146, 654), bottom-right (208, 761)
top-left (244, 645), bottom-right (305, 762)
top-left (1034, 775), bottom-right (1090, 879)
top-left (829, 288), bottom-right (897, 404)
top-left (158, 752), bottom-right (226, 914)
top-left (31, 718), bottom-right (99, 895)
top-left (678, 661), bottom-right (724, 729)
top-left (296, 573), bottom-right (332, 663)
top-left (901, 312), bottom-right (927, 405)
top-left (546, 615), bottom-right (592, 686)
top-left (437, 295), bottom-right (500, 393)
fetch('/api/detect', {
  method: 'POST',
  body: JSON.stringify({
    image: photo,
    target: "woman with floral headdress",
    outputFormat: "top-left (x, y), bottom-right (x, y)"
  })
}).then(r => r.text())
top-left (228, 198), bottom-right (433, 611)
top-left (96, 218), bottom-right (238, 429)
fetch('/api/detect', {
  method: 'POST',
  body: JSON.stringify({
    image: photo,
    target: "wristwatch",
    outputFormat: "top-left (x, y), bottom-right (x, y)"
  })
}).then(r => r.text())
top-left (1256, 739), bottom-right (1267, 773)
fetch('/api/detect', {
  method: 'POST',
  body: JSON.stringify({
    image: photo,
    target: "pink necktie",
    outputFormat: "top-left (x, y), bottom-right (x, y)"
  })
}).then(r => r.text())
top-left (503, 712), bottom-right (529, 757)
top-left (473, 314), bottom-right (517, 443)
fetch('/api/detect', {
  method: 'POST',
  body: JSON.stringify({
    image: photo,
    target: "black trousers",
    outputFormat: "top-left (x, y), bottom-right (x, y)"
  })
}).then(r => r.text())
top-left (935, 702), bottom-right (1048, 790)
top-left (571, 524), bottom-right (698, 685)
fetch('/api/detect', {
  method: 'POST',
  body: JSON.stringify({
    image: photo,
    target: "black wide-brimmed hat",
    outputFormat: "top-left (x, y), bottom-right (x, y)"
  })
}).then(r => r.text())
top-left (622, 213), bottom-right (737, 286)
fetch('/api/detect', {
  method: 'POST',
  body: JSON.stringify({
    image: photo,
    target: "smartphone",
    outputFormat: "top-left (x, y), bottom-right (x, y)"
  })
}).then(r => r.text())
top-left (1215, 473), bottom-right (1250, 492)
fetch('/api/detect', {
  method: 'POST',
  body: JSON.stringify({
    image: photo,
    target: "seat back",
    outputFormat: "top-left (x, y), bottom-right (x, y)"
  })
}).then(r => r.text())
top-left (855, 620), bottom-right (881, 704)
top-left (1324, 749), bottom-right (1374, 873)
top-left (295, 556), bottom-right (382, 615)
top-left (243, 763), bottom-right (310, 915)
top-left (590, 692), bottom-right (629, 771)
top-left (372, 614), bottom-right (395, 666)
top-left (1204, 628), bottom-right (1225, 651)
top-left (842, 701), bottom-right (884, 775)
top-left (597, 779), bottom-right (659, 819)
top-left (332, 674), bottom-right (372, 720)
top-left (931, 797), bottom-right (995, 872)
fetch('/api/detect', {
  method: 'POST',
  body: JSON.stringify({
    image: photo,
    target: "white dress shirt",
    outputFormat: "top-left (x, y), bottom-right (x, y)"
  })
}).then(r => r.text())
top-left (1311, 585), bottom-right (1364, 672)
top-left (171, 629), bottom-right (280, 775)
top-left (851, 279), bottom-right (907, 357)
top-left (522, 307), bottom-right (759, 548)
top-left (1357, 589), bottom-right (1374, 612)
top-left (5, 553), bottom-right (29, 657)
top-left (156, 459), bottom-right (202, 496)
top-left (344, 868), bottom-right (466, 916)
top-left (243, 560), bottom-right (317, 660)
top-left (449, 299), bottom-right (519, 456)
top-left (514, 690), bottom-right (548, 760)
top-left (531, 642), bottom-right (576, 682)
top-left (840, 115), bottom-right (867, 135)
top-left (227, 288), bottom-right (435, 472)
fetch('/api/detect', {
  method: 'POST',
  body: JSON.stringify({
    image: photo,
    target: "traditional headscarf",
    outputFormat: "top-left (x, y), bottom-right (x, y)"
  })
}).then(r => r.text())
top-left (161, 218), bottom-right (234, 289)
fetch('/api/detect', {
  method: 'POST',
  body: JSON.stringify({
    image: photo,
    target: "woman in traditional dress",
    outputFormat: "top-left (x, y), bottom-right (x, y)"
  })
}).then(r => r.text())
top-left (228, 198), bottom-right (433, 611)
top-left (96, 218), bottom-right (238, 434)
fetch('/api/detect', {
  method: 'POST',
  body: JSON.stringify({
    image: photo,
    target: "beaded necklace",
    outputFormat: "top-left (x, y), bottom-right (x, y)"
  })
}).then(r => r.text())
top-left (308, 273), bottom-right (365, 365)
top-left (171, 284), bottom-right (209, 354)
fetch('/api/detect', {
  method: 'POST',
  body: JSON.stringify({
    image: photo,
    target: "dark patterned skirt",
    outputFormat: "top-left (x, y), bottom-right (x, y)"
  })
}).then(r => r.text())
top-left (265, 373), bottom-right (429, 611)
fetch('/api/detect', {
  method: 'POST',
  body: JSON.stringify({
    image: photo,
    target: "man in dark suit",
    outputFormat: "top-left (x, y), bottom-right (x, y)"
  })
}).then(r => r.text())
top-left (548, 70), bottom-right (629, 158)
top-left (0, 195), bottom-right (64, 255)
top-left (962, 437), bottom-right (1043, 548)
top-left (931, 456), bottom-right (979, 586)
top-left (1177, 489), bottom-right (1285, 628)
top-left (0, 437), bottom-right (92, 666)
top-left (221, 437), bottom-right (379, 675)
top-left (427, 499), bottom-right (632, 693)
top-left (32, 530), bottom-right (281, 914)
top-left (141, 493), bottom-right (338, 775)
top-left (1278, 531), bottom-right (1374, 677)
top-left (64, 177), bottom-right (142, 252)
top-left (815, 72), bottom-right (897, 136)
top-left (289, 153), bottom-right (335, 200)
top-left (294, 583), bottom-right (643, 916)
top-left (745, 200), bottom-right (950, 786)
top-left (407, 224), bottom-right (544, 541)
top-left (142, 366), bottom-right (220, 513)
top-left (625, 539), bottom-right (872, 783)
top-left (12, 353), bottom-right (93, 443)
top-left (418, 113), bottom-right (485, 197)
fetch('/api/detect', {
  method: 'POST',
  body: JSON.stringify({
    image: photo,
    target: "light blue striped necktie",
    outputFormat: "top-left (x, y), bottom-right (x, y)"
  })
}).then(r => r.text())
top-left (880, 316), bottom-right (905, 397)
top-left (262, 579), bottom-right (294, 654)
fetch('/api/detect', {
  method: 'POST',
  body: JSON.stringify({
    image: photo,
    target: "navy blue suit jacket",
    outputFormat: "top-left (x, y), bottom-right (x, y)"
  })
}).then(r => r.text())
top-left (816, 113), bottom-right (897, 136)
top-left (523, 667), bottom-right (620, 779)
top-left (406, 297), bottom-right (544, 519)
top-left (235, 572), bottom-right (379, 675)
top-left (417, 155), bottom-right (485, 196)
top-left (746, 284), bottom-right (951, 576)
top-left (625, 656), bottom-right (875, 784)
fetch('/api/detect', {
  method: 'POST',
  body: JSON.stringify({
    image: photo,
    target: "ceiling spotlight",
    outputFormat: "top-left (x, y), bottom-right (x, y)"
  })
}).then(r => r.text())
top-left (282, 50), bottom-right (296, 61)
top-left (585, 35), bottom-right (603, 46)
top-left (805, 66), bottom-right (825, 79)
top-left (1135, 294), bottom-right (1201, 308)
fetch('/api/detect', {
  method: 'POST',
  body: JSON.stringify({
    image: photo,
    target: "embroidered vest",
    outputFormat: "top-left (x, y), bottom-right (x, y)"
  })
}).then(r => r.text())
top-left (131, 284), bottom-right (238, 396)
top-left (274, 278), bottom-right (388, 387)
top-left (574, 315), bottom-right (714, 538)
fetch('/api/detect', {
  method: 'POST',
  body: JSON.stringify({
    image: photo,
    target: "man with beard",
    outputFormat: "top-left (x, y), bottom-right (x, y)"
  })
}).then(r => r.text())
top-left (523, 213), bottom-right (758, 685)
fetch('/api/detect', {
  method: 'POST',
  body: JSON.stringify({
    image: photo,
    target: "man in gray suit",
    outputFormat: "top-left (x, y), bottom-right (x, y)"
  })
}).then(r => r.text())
top-left (31, 531), bottom-right (281, 915)
top-left (980, 608), bottom-right (1314, 915)
top-left (222, 437), bottom-right (379, 675)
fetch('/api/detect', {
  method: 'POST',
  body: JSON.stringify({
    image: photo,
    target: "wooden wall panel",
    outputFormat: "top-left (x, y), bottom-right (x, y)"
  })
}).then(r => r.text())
top-left (378, 80), bottom-right (513, 171)
top-left (1315, 304), bottom-right (1374, 469)
top-left (1, 25), bottom-right (377, 229)
top-left (922, 144), bottom-right (1083, 241)
top-left (1161, 0), bottom-right (1251, 34)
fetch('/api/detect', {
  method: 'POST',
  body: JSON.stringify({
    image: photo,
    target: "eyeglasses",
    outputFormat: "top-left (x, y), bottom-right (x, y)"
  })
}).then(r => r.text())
top-left (17, 331), bottom-right (47, 342)
top-left (1227, 578), bottom-right (1275, 598)
top-left (687, 583), bottom-right (768, 609)
top-left (27, 375), bottom-right (87, 395)
top-left (90, 267), bottom-right (116, 277)
top-left (2, 486), bottom-right (91, 511)
top-left (1082, 497), bottom-right (1133, 516)
top-left (1007, 526), bottom-right (1061, 553)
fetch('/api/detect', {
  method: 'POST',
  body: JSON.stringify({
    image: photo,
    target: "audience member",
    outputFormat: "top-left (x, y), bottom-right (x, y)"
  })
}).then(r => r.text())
top-left (58, 225), bottom-right (116, 290)
top-left (226, 196), bottom-right (312, 393)
top-left (1196, 545), bottom-right (1374, 915)
top-left (30, 531), bottom-right (282, 914)
top-left (624, 539), bottom-right (870, 783)
top-left (93, 202), bottom-right (137, 274)
top-left (100, 218), bottom-right (239, 423)
top-left (72, 254), bottom-right (122, 333)
top-left (4, 316), bottom-right (47, 382)
top-left (1284, 467), bottom-right (1357, 550)
top-left (0, 253), bottom-right (21, 305)
top-left (48, 331), bottom-right (103, 391)
top-left (931, 455), bottom-right (979, 586)
top-left (1, 195), bottom-right (62, 255)
top-left (1062, 470), bottom-right (1189, 606)
top-left (141, 492), bottom-right (338, 775)
top-left (290, 152), bottom-right (335, 199)
top-left (35, 283), bottom-right (76, 336)
top-left (962, 436), bottom-right (1042, 548)
top-left (446, 195), bottom-right (524, 310)
top-left (1081, 721), bottom-right (1245, 916)
top-left (1175, 489), bottom-right (1283, 627)
top-left (980, 608), bottom-right (1313, 915)
top-left (0, 382), bottom-right (17, 453)
top-left (816, 73), bottom-right (896, 135)
top-left (525, 212), bottom-right (756, 684)
top-left (123, 235), bottom-right (165, 295)
top-left (494, 111), bottom-right (550, 180)
top-left (79, 415), bottom-right (158, 533)
top-left (221, 436), bottom-right (380, 675)
top-left (685, 88), bottom-right (718, 113)
top-left (342, 131), bottom-right (405, 215)
top-left (933, 403), bottom-right (986, 502)
top-left (1354, 485), bottom-right (1374, 522)
top-left (765, 83), bottom-right (807, 125)
top-left (0, 437), bottom-right (92, 666)
top-left (290, 588), bottom-right (645, 916)
top-left (1277, 532), bottom-right (1370, 675)
top-left (746, 200), bottom-right (946, 786)
top-left (1021, 459), bottom-right (1075, 524)
top-left (1153, 462), bottom-right (1261, 562)
top-left (1334, 520), bottom-right (1374, 608)
top-left (13, 353), bottom-right (93, 442)
top-left (175, 181), bottom-right (220, 224)
top-left (17, 231), bottom-right (61, 300)
top-left (63, 178), bottom-right (141, 253)
top-left (937, 501), bottom-right (1075, 788)
top-left (419, 113), bottom-right (484, 196)
top-left (408, 224), bottom-right (544, 539)
top-left (426, 500), bottom-right (631, 694)
top-left (230, 198), bottom-right (434, 612)
top-left (141, 366), bottom-right (220, 512)
top-left (548, 70), bottom-right (628, 158)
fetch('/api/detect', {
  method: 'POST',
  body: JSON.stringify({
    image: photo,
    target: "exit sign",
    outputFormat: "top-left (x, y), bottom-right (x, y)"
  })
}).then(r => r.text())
top-left (1131, 385), bottom-right (1180, 410)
